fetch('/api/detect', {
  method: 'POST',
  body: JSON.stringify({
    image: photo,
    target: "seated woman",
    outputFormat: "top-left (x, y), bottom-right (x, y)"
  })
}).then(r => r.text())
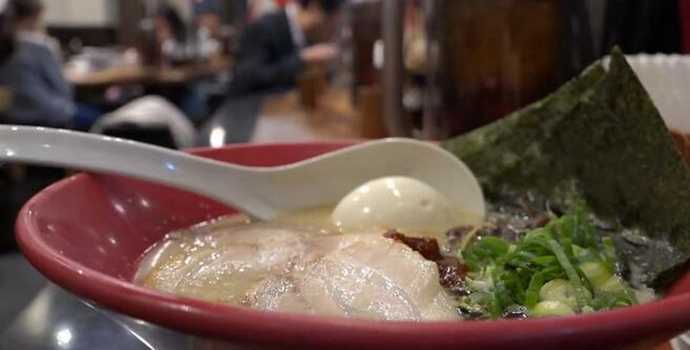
top-left (0, 0), bottom-right (99, 130)
top-left (147, 3), bottom-right (208, 123)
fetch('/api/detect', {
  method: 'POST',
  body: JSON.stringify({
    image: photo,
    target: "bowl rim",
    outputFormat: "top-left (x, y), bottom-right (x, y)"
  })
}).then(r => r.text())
top-left (15, 141), bottom-right (690, 347)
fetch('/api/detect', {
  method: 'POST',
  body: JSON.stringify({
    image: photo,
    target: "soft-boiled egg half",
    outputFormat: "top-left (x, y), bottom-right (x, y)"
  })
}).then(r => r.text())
top-left (332, 176), bottom-right (474, 237)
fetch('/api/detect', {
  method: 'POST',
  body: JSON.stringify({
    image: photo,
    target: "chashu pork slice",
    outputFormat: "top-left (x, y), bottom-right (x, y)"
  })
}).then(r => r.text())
top-left (247, 234), bottom-right (459, 321)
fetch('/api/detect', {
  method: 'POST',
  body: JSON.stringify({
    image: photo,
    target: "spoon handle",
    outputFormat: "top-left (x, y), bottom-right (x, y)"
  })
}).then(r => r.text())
top-left (0, 126), bottom-right (269, 216)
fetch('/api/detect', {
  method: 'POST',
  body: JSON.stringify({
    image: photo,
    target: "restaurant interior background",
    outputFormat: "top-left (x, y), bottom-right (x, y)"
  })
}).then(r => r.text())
top-left (1, 0), bottom-right (690, 344)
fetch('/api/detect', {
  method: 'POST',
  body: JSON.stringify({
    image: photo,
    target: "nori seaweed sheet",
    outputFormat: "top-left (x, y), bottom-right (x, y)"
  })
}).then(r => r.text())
top-left (442, 48), bottom-right (690, 288)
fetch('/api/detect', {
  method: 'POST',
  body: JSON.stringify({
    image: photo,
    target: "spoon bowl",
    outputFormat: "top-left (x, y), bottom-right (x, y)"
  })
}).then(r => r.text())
top-left (0, 126), bottom-right (485, 220)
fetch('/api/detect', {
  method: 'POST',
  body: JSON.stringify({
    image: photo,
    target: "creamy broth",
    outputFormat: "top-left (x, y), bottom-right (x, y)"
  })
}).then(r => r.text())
top-left (275, 206), bottom-right (480, 247)
top-left (273, 206), bottom-right (339, 231)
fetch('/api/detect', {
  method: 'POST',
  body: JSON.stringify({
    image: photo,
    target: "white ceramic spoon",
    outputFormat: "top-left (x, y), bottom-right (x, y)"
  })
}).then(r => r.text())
top-left (0, 126), bottom-right (485, 221)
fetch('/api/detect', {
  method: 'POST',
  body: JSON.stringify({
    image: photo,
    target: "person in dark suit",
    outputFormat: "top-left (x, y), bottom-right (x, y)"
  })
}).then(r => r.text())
top-left (227, 0), bottom-right (345, 96)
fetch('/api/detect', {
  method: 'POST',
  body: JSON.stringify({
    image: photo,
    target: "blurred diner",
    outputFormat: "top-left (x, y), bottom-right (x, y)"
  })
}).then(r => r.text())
top-left (153, 3), bottom-right (188, 65)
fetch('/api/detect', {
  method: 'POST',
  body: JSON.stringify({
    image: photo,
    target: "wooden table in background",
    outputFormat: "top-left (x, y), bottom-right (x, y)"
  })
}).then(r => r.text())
top-left (66, 58), bottom-right (232, 88)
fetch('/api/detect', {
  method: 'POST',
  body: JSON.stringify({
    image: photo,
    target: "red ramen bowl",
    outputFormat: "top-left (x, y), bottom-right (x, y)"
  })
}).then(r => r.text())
top-left (15, 142), bottom-right (690, 349)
